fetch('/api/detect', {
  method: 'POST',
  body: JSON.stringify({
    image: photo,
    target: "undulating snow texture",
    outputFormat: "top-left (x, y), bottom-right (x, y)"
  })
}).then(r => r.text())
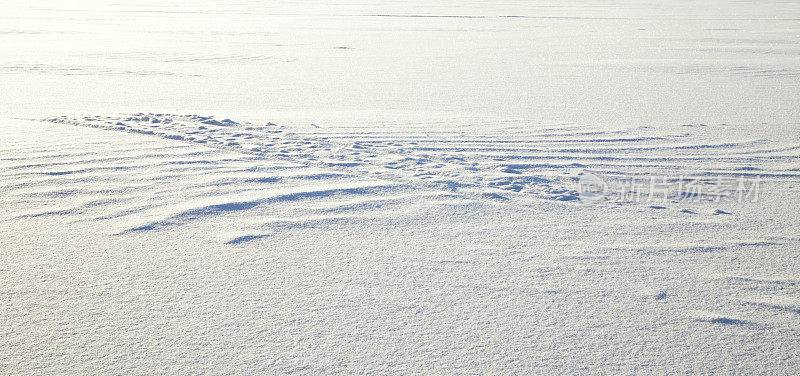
top-left (1, 0), bottom-right (799, 374)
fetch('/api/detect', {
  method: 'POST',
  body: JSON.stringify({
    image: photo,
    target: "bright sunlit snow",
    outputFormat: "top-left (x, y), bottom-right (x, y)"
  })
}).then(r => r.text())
top-left (1, 0), bottom-right (799, 374)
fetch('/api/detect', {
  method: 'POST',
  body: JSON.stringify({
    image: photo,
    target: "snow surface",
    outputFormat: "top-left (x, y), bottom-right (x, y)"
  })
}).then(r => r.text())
top-left (1, 0), bottom-right (800, 374)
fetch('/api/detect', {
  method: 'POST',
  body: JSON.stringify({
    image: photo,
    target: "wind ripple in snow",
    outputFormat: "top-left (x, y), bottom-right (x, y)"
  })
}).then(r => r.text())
top-left (43, 113), bottom-right (800, 206)
top-left (0, 120), bottom-right (431, 242)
